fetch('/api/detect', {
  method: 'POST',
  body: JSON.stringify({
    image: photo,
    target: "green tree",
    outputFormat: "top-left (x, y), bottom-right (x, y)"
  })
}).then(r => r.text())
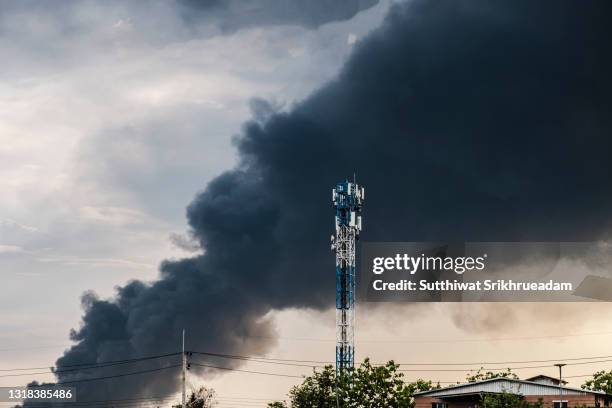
top-left (289, 365), bottom-right (337, 407)
top-left (582, 370), bottom-right (612, 395)
top-left (267, 402), bottom-right (288, 408)
top-left (338, 358), bottom-right (435, 407)
top-left (466, 368), bottom-right (518, 383)
top-left (268, 358), bottom-right (436, 407)
top-left (173, 387), bottom-right (216, 408)
top-left (480, 391), bottom-right (543, 408)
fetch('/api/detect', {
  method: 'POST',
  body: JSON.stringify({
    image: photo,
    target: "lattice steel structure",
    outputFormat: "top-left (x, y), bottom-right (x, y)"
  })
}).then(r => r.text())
top-left (331, 180), bottom-right (364, 374)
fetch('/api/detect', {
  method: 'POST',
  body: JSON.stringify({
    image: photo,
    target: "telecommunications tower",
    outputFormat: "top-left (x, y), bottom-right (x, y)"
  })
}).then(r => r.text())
top-left (331, 179), bottom-right (364, 374)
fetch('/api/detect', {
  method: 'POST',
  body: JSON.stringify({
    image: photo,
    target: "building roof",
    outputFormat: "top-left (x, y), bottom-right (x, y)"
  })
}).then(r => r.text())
top-left (414, 377), bottom-right (607, 398)
top-left (525, 374), bottom-right (568, 385)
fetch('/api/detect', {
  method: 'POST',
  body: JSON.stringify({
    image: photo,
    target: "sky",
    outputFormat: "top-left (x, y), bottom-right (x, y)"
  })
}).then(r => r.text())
top-left (0, 0), bottom-right (391, 401)
top-left (2, 0), bottom-right (612, 406)
top-left (0, 0), bottom-right (388, 346)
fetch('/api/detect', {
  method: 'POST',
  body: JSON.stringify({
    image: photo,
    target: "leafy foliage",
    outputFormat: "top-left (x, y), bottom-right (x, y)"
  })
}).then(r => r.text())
top-left (268, 364), bottom-right (612, 408)
top-left (173, 387), bottom-right (216, 408)
top-left (268, 358), bottom-right (437, 407)
top-left (466, 368), bottom-right (518, 383)
top-left (480, 391), bottom-right (543, 408)
top-left (582, 370), bottom-right (612, 395)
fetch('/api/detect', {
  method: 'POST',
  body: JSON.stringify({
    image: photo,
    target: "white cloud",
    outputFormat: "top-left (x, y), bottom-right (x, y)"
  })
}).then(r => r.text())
top-left (77, 206), bottom-right (150, 226)
top-left (14, 271), bottom-right (42, 277)
top-left (0, 219), bottom-right (39, 233)
top-left (35, 255), bottom-right (156, 270)
top-left (0, 245), bottom-right (24, 254)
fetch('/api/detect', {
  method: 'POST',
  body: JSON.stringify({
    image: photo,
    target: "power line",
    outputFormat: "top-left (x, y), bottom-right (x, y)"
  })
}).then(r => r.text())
top-left (395, 358), bottom-right (612, 372)
top-left (13, 394), bottom-right (282, 408)
top-left (189, 357), bottom-right (611, 380)
top-left (215, 396), bottom-right (283, 401)
top-left (191, 355), bottom-right (322, 369)
top-left (54, 352), bottom-right (181, 369)
top-left (5, 361), bottom-right (301, 388)
top-left (396, 355), bottom-right (612, 366)
top-left (2, 395), bottom-right (178, 407)
top-left (8, 350), bottom-right (610, 376)
top-left (5, 350), bottom-right (612, 387)
top-left (20, 395), bottom-right (178, 406)
top-left (190, 349), bottom-right (612, 368)
top-left (190, 362), bottom-right (303, 378)
top-left (3, 328), bottom-right (612, 353)
top-left (22, 364), bottom-right (182, 387)
top-left (6, 344), bottom-right (612, 372)
top-left (191, 353), bottom-right (612, 373)
top-left (12, 403), bottom-right (177, 408)
top-left (191, 350), bottom-right (329, 365)
top-left (0, 352), bottom-right (181, 372)
top-left (0, 366), bottom-right (54, 372)
top-left (0, 370), bottom-right (55, 378)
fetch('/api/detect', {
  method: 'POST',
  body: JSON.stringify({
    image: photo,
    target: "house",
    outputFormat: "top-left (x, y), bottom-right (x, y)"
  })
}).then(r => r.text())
top-left (414, 376), bottom-right (611, 408)
top-left (525, 375), bottom-right (568, 386)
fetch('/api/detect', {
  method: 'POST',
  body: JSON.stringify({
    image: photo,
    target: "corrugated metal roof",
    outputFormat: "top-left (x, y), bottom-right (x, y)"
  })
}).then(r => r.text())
top-left (525, 374), bottom-right (566, 385)
top-left (415, 378), bottom-right (607, 397)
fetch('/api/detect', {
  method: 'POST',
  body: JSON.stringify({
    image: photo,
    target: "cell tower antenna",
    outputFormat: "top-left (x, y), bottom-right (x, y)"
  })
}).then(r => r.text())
top-left (331, 179), bottom-right (364, 379)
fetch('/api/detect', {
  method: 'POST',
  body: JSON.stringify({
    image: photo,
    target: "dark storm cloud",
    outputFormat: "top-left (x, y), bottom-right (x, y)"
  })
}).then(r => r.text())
top-left (178, 0), bottom-right (380, 31)
top-left (48, 0), bottom-right (612, 399)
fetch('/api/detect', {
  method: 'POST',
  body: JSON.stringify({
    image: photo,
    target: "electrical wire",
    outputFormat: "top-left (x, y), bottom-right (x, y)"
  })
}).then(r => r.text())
top-left (6, 350), bottom-right (612, 380)
top-left (3, 349), bottom-right (611, 396)
top-left (18, 395), bottom-right (178, 406)
top-left (24, 364), bottom-right (182, 387)
top-left (13, 394), bottom-right (282, 407)
top-left (0, 352), bottom-right (181, 373)
top-left (189, 362), bottom-right (303, 378)
top-left (190, 350), bottom-right (612, 369)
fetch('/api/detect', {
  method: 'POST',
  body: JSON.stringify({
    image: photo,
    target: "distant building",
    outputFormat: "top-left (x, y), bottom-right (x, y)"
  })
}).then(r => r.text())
top-left (414, 376), bottom-right (611, 408)
top-left (525, 375), bottom-right (568, 387)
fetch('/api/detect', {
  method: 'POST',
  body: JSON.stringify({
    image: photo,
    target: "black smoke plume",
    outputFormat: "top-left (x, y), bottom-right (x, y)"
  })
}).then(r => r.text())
top-left (48, 0), bottom-right (612, 400)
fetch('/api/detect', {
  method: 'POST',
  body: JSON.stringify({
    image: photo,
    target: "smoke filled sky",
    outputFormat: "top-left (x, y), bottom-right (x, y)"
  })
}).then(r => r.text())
top-left (2, 0), bottom-right (612, 404)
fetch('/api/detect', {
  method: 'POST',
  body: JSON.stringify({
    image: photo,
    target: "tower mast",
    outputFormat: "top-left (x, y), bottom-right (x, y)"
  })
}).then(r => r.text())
top-left (331, 179), bottom-right (364, 376)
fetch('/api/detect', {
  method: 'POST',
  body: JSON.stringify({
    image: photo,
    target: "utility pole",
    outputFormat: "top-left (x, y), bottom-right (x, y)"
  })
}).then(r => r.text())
top-left (555, 363), bottom-right (566, 408)
top-left (182, 329), bottom-right (186, 408)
